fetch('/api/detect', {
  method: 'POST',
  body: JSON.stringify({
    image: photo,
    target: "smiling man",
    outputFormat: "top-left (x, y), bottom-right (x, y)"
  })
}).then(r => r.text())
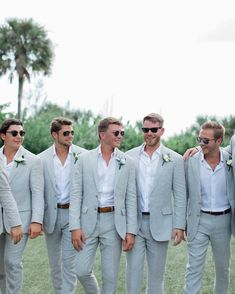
top-left (39, 117), bottom-right (86, 294)
top-left (69, 117), bottom-right (137, 293)
top-left (0, 118), bottom-right (44, 294)
top-left (184, 121), bottom-right (235, 294)
top-left (125, 113), bottom-right (187, 294)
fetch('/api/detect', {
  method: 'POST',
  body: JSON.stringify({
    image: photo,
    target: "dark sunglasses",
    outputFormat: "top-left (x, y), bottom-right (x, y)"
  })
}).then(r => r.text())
top-left (112, 130), bottom-right (125, 137)
top-left (63, 130), bottom-right (74, 137)
top-left (6, 130), bottom-right (26, 137)
top-left (197, 137), bottom-right (215, 145)
top-left (142, 127), bottom-right (161, 133)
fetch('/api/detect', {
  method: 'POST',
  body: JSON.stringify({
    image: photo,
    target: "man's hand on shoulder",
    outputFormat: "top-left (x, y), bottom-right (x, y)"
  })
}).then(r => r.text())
top-left (183, 147), bottom-right (199, 160)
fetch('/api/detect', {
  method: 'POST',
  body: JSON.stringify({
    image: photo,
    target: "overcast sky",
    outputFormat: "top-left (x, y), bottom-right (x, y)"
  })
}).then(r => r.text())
top-left (1, 0), bottom-right (235, 137)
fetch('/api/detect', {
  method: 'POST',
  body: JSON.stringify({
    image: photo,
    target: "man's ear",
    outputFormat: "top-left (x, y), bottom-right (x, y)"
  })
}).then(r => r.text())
top-left (51, 131), bottom-right (57, 140)
top-left (0, 133), bottom-right (6, 142)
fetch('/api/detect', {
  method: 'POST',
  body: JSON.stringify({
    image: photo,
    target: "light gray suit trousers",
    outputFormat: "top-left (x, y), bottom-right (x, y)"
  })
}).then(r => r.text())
top-left (0, 167), bottom-right (22, 294)
top-left (39, 144), bottom-right (86, 294)
top-left (126, 144), bottom-right (187, 294)
top-left (69, 147), bottom-right (137, 294)
top-left (184, 150), bottom-right (235, 294)
top-left (0, 146), bottom-right (44, 294)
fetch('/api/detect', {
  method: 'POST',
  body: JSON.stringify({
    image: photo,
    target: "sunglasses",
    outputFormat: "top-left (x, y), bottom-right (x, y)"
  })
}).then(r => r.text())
top-left (6, 130), bottom-right (26, 137)
top-left (142, 127), bottom-right (161, 133)
top-left (197, 137), bottom-right (215, 145)
top-left (62, 130), bottom-right (74, 137)
top-left (112, 130), bottom-right (125, 137)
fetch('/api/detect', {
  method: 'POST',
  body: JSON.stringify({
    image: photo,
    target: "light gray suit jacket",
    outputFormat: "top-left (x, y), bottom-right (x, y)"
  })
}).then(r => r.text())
top-left (229, 134), bottom-right (235, 182)
top-left (185, 149), bottom-right (235, 242)
top-left (69, 147), bottom-right (137, 239)
top-left (0, 146), bottom-right (44, 233)
top-left (126, 144), bottom-right (187, 241)
top-left (0, 166), bottom-right (22, 234)
top-left (39, 144), bottom-right (86, 234)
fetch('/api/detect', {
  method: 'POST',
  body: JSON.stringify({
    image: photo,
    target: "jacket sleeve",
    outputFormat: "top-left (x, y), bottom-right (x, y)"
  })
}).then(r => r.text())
top-left (0, 168), bottom-right (22, 230)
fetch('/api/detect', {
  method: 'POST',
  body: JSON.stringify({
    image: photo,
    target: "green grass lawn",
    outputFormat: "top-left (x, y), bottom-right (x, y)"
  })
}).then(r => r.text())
top-left (22, 237), bottom-right (235, 293)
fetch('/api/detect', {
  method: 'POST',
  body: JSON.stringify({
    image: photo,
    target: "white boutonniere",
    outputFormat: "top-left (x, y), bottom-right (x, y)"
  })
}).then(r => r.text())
top-left (73, 152), bottom-right (79, 164)
top-left (116, 156), bottom-right (126, 170)
top-left (14, 155), bottom-right (25, 167)
top-left (162, 153), bottom-right (172, 166)
top-left (226, 159), bottom-right (233, 171)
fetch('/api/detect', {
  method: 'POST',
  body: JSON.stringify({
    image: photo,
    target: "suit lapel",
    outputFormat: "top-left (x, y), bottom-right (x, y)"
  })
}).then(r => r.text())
top-left (191, 156), bottom-right (200, 182)
top-left (133, 146), bottom-right (142, 195)
top-left (46, 147), bottom-right (56, 190)
top-left (114, 149), bottom-right (124, 189)
top-left (9, 146), bottom-right (25, 183)
top-left (221, 149), bottom-right (234, 203)
top-left (188, 154), bottom-right (201, 201)
top-left (70, 146), bottom-right (77, 178)
top-left (131, 146), bottom-right (143, 210)
top-left (148, 145), bottom-right (167, 196)
top-left (91, 148), bottom-right (99, 191)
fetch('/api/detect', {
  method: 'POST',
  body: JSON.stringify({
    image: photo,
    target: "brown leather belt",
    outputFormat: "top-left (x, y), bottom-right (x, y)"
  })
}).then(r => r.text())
top-left (98, 206), bottom-right (115, 213)
top-left (57, 203), bottom-right (70, 209)
top-left (201, 208), bottom-right (231, 216)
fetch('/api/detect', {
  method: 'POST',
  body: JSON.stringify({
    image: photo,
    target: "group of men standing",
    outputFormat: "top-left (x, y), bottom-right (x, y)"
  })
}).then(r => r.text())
top-left (0, 113), bottom-right (234, 294)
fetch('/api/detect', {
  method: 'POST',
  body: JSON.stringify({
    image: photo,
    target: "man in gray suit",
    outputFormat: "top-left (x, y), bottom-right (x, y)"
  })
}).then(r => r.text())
top-left (184, 121), bottom-right (235, 294)
top-left (126, 113), bottom-right (187, 294)
top-left (70, 117), bottom-right (137, 294)
top-left (39, 117), bottom-right (86, 294)
top-left (0, 165), bottom-right (22, 243)
top-left (0, 165), bottom-right (23, 292)
top-left (0, 118), bottom-right (44, 294)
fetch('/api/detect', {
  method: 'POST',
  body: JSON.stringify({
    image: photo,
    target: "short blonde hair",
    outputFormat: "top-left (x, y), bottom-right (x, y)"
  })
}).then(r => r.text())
top-left (201, 121), bottom-right (225, 140)
top-left (143, 113), bottom-right (164, 127)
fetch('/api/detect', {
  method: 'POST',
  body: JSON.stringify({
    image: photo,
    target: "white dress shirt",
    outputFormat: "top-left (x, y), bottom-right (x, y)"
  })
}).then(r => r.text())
top-left (199, 151), bottom-right (230, 212)
top-left (53, 145), bottom-right (72, 204)
top-left (0, 146), bottom-right (22, 177)
top-left (97, 146), bottom-right (116, 207)
top-left (138, 144), bottom-right (162, 212)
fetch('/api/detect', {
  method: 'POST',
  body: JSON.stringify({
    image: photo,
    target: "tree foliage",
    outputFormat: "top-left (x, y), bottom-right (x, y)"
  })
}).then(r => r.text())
top-left (0, 102), bottom-right (234, 155)
top-left (165, 114), bottom-right (234, 154)
top-left (0, 18), bottom-right (54, 119)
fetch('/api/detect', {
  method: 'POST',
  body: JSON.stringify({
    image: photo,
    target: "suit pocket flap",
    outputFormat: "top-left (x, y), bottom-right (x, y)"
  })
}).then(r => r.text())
top-left (161, 208), bottom-right (172, 215)
top-left (82, 206), bottom-right (88, 214)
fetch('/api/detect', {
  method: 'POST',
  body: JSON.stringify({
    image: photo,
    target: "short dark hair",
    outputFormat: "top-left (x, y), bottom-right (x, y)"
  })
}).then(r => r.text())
top-left (143, 113), bottom-right (164, 127)
top-left (0, 118), bottom-right (23, 134)
top-left (98, 117), bottom-right (122, 133)
top-left (201, 121), bottom-right (225, 140)
top-left (50, 117), bottom-right (73, 134)
top-left (98, 117), bottom-right (122, 139)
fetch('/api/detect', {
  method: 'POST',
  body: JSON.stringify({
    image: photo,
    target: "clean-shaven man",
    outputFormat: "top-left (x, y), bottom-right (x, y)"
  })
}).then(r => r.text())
top-left (126, 113), bottom-right (187, 294)
top-left (184, 121), bottom-right (235, 294)
top-left (39, 117), bottom-right (86, 294)
top-left (0, 165), bottom-right (23, 293)
top-left (70, 117), bottom-right (137, 294)
top-left (0, 118), bottom-right (44, 294)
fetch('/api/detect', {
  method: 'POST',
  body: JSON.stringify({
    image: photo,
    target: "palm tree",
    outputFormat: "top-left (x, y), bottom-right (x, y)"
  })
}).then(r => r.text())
top-left (0, 18), bottom-right (54, 119)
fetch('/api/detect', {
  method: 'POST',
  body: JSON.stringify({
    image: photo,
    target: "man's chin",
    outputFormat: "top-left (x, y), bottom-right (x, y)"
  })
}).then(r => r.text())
top-left (64, 142), bottom-right (72, 147)
top-left (146, 139), bottom-right (159, 147)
